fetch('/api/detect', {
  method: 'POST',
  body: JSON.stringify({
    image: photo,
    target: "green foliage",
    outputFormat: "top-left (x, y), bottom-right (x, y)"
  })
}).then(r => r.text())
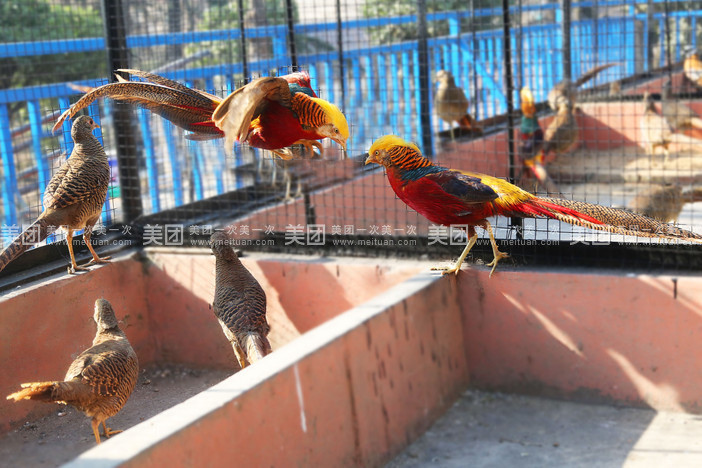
top-left (186, 0), bottom-right (332, 70)
top-left (0, 0), bottom-right (106, 91)
top-left (362, 0), bottom-right (504, 44)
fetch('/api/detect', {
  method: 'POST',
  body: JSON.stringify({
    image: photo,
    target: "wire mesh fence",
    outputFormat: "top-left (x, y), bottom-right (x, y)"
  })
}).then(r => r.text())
top-left (1, 0), bottom-right (702, 278)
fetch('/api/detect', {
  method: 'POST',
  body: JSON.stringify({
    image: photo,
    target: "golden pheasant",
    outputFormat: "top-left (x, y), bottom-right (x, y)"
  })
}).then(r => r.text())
top-left (434, 70), bottom-right (481, 140)
top-left (365, 135), bottom-right (702, 276)
top-left (210, 232), bottom-right (271, 369)
top-left (683, 47), bottom-right (702, 88)
top-left (7, 299), bottom-right (138, 444)
top-left (518, 87), bottom-right (560, 196)
top-left (0, 115), bottom-right (111, 275)
top-left (53, 69), bottom-right (349, 160)
top-left (627, 184), bottom-right (702, 222)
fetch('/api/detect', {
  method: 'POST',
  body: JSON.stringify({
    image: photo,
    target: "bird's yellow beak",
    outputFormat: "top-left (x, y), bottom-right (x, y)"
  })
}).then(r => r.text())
top-left (92, 123), bottom-right (101, 130)
top-left (363, 152), bottom-right (376, 165)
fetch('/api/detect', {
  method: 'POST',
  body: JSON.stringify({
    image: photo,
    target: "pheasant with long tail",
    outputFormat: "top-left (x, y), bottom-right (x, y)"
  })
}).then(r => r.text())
top-left (53, 69), bottom-right (349, 160)
top-left (365, 135), bottom-right (702, 276)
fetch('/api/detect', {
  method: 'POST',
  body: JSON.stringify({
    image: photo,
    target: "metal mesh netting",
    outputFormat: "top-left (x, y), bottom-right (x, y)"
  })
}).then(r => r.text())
top-left (1, 0), bottom-right (702, 279)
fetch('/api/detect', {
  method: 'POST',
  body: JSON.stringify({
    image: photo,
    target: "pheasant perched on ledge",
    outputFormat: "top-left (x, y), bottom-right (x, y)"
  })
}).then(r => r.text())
top-left (0, 115), bottom-right (111, 275)
top-left (365, 135), bottom-right (702, 276)
top-left (434, 69), bottom-right (481, 140)
top-left (7, 299), bottom-right (138, 444)
top-left (210, 232), bottom-right (271, 369)
top-left (54, 69), bottom-right (349, 160)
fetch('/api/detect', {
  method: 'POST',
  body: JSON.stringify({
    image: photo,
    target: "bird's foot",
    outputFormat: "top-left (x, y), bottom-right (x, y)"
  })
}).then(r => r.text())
top-left (292, 139), bottom-right (323, 159)
top-left (486, 251), bottom-right (510, 278)
top-left (67, 264), bottom-right (90, 275)
top-left (85, 256), bottom-right (112, 267)
top-left (271, 149), bottom-right (294, 161)
top-left (102, 427), bottom-right (122, 438)
top-left (431, 263), bottom-right (463, 276)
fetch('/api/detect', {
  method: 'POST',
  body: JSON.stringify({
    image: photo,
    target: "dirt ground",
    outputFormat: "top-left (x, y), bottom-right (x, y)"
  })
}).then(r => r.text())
top-left (388, 389), bottom-right (702, 468)
top-left (0, 364), bottom-right (232, 467)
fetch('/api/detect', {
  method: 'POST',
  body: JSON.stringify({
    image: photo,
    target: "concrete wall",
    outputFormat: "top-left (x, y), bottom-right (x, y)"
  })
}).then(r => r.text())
top-left (0, 251), bottom-right (420, 434)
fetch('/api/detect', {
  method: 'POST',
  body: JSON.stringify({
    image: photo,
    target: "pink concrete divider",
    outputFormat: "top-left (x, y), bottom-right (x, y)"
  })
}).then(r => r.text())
top-left (458, 269), bottom-right (702, 413)
top-left (66, 272), bottom-right (469, 467)
top-left (0, 251), bottom-right (421, 434)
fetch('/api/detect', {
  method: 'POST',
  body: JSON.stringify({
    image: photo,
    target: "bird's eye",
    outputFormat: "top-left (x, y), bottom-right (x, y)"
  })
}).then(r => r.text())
top-left (334, 128), bottom-right (339, 134)
top-left (374, 150), bottom-right (379, 156)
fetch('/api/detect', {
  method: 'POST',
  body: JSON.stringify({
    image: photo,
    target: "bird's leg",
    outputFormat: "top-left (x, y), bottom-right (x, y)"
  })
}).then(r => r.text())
top-left (102, 421), bottom-right (122, 438)
top-left (83, 227), bottom-right (111, 267)
top-left (291, 139), bottom-right (323, 159)
top-left (66, 229), bottom-right (89, 274)
top-left (432, 228), bottom-right (478, 276)
top-left (483, 221), bottom-right (510, 277)
top-left (450, 125), bottom-right (456, 142)
top-left (663, 146), bottom-right (670, 165)
top-left (91, 419), bottom-right (102, 444)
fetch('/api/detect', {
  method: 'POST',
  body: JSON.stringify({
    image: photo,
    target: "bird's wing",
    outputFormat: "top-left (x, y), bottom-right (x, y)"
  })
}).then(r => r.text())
top-left (65, 342), bottom-right (134, 397)
top-left (212, 77), bottom-right (293, 151)
top-left (42, 157), bottom-right (108, 210)
top-left (423, 170), bottom-right (499, 204)
top-left (117, 68), bottom-right (222, 102)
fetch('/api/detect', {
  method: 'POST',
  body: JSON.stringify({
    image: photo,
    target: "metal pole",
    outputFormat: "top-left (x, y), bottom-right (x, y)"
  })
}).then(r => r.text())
top-left (101, 0), bottom-right (143, 222)
top-left (646, 0), bottom-right (654, 71)
top-left (663, 0), bottom-right (672, 71)
top-left (502, 0), bottom-right (521, 237)
top-left (470, 0), bottom-right (479, 118)
top-left (416, 0), bottom-right (433, 157)
top-left (336, 0), bottom-right (346, 104)
top-left (237, 0), bottom-right (249, 80)
top-left (561, 0), bottom-right (572, 80)
top-left (285, 0), bottom-right (298, 70)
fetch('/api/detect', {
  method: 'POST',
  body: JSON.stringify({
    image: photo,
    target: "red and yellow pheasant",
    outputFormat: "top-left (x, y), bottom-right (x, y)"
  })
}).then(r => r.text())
top-left (53, 70), bottom-right (349, 160)
top-left (365, 135), bottom-right (702, 276)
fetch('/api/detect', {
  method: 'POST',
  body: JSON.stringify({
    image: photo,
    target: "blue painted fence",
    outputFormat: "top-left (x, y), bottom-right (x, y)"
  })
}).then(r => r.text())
top-left (1, 0), bottom-right (701, 240)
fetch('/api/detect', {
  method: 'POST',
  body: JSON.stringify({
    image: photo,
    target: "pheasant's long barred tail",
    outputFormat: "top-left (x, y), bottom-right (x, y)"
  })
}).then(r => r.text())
top-left (539, 198), bottom-right (702, 242)
top-left (0, 218), bottom-right (50, 273)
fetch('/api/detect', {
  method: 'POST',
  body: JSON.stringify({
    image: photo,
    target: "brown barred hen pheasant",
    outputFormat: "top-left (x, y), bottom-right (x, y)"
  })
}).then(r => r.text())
top-left (210, 232), bottom-right (271, 369)
top-left (7, 299), bottom-right (138, 444)
top-left (434, 70), bottom-right (481, 140)
top-left (0, 115), bottom-right (111, 275)
top-left (640, 92), bottom-right (673, 163)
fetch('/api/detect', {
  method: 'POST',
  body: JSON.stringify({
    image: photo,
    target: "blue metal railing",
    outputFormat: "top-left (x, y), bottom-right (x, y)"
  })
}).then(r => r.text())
top-left (1, 1), bottom-right (701, 242)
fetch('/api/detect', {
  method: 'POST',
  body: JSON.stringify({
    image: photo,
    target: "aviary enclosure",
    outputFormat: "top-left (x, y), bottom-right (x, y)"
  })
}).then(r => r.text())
top-left (1, 0), bottom-right (700, 279)
top-left (1, 0), bottom-right (702, 465)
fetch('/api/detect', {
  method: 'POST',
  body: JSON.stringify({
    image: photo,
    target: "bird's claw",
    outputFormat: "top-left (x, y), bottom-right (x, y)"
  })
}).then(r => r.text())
top-left (431, 264), bottom-right (462, 276)
top-left (67, 264), bottom-right (90, 275)
top-left (85, 256), bottom-right (112, 267)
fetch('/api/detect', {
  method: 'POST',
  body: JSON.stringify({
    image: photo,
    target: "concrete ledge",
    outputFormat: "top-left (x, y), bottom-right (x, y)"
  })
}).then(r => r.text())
top-left (65, 272), bottom-right (468, 467)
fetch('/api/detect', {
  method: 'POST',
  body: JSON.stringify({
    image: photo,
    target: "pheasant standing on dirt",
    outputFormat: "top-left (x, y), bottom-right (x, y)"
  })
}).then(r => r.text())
top-left (0, 115), bottom-right (111, 275)
top-left (627, 184), bottom-right (702, 222)
top-left (210, 232), bottom-right (271, 369)
top-left (434, 70), bottom-right (481, 140)
top-left (7, 299), bottom-right (138, 444)
top-left (640, 92), bottom-right (673, 164)
top-left (547, 63), bottom-right (618, 111)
